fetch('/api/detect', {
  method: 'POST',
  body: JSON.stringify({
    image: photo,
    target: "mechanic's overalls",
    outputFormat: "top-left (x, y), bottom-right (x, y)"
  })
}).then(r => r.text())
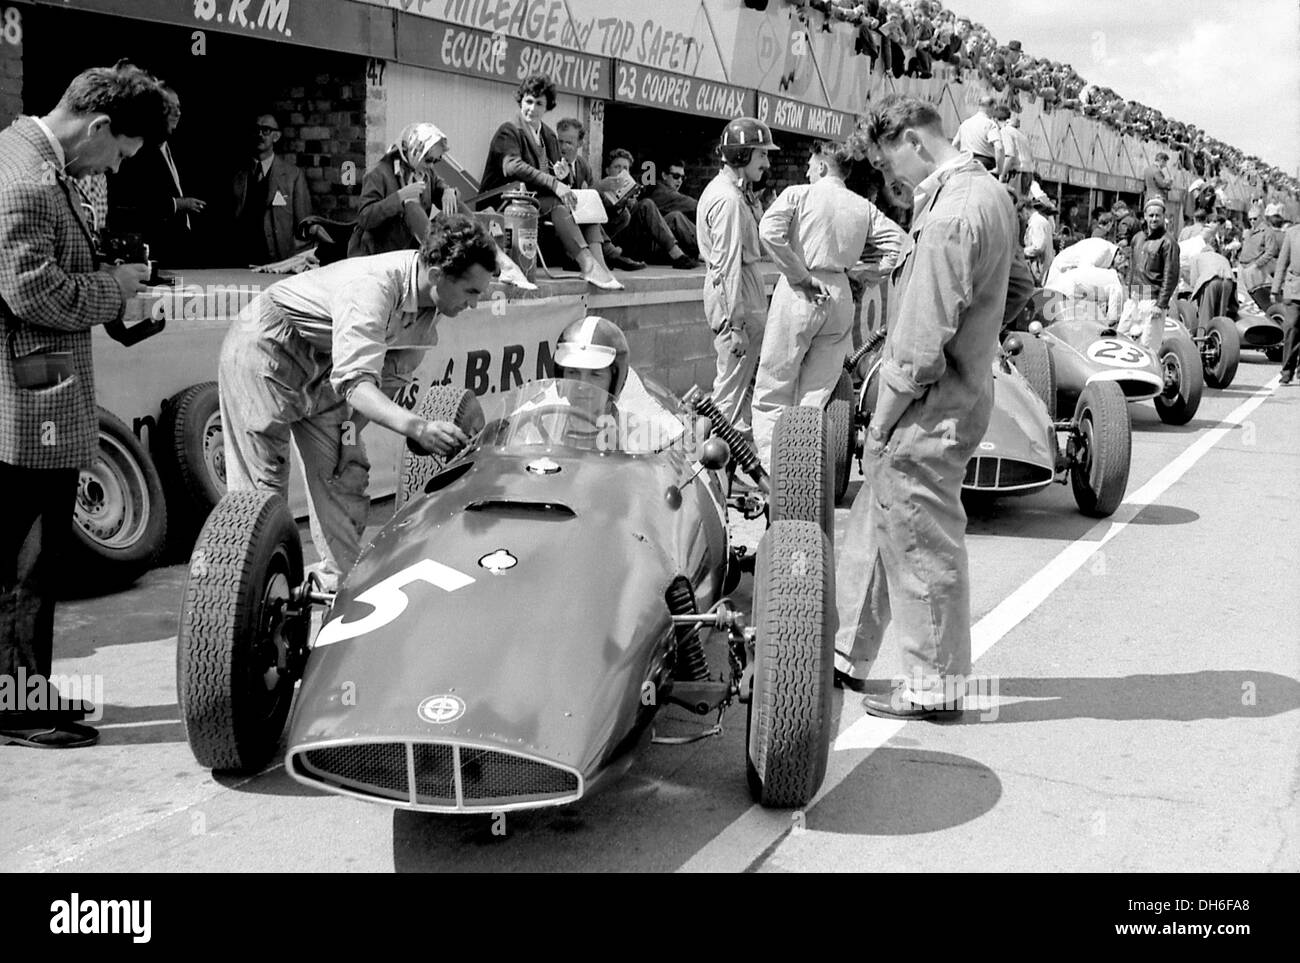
top-left (697, 169), bottom-right (767, 445)
top-left (834, 156), bottom-right (1017, 701)
top-left (219, 298), bottom-right (370, 587)
top-left (752, 176), bottom-right (899, 475)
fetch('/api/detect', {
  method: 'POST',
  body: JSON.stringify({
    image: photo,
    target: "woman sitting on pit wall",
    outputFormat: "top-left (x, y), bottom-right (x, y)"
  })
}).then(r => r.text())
top-left (477, 73), bottom-right (621, 291)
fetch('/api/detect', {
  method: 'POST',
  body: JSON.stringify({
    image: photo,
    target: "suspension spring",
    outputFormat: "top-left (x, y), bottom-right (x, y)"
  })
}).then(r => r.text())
top-left (844, 326), bottom-right (888, 373)
top-left (666, 577), bottom-right (710, 682)
top-left (689, 393), bottom-right (763, 478)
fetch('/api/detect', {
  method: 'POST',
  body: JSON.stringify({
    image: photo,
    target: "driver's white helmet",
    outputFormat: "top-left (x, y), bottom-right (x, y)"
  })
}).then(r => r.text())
top-left (554, 316), bottom-right (629, 396)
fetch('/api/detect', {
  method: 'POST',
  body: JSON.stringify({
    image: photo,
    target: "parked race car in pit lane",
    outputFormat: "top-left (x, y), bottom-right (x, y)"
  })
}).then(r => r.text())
top-left (1227, 285), bottom-right (1287, 362)
top-left (176, 378), bottom-right (840, 813)
top-left (840, 330), bottom-right (1132, 517)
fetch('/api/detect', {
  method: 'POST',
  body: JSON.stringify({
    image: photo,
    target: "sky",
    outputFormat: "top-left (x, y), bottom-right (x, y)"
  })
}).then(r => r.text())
top-left (951, 0), bottom-right (1300, 175)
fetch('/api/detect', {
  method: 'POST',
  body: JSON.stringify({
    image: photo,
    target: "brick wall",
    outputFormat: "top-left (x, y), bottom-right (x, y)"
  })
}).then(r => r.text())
top-left (276, 66), bottom-right (368, 218)
top-left (605, 298), bottom-right (722, 397)
top-left (0, 10), bottom-right (21, 130)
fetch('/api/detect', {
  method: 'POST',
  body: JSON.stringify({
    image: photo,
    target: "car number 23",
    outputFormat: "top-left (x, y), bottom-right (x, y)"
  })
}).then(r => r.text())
top-left (1086, 338), bottom-right (1149, 367)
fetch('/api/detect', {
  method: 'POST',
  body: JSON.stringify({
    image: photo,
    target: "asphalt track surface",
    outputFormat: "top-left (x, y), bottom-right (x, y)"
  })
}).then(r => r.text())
top-left (3, 353), bottom-right (1297, 873)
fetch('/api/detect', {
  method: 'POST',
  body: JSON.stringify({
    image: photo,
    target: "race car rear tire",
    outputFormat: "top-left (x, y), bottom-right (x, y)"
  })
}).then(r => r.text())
top-left (1070, 381), bottom-right (1131, 518)
top-left (826, 372), bottom-right (854, 504)
top-left (746, 519), bottom-right (835, 808)
top-left (768, 405), bottom-right (835, 543)
top-left (1202, 316), bottom-right (1240, 390)
top-left (64, 407), bottom-right (168, 595)
top-left (156, 382), bottom-right (226, 550)
top-left (177, 490), bottom-right (306, 772)
top-left (1012, 336), bottom-right (1056, 419)
top-left (1154, 334), bottom-right (1203, 425)
top-left (397, 385), bottom-right (484, 511)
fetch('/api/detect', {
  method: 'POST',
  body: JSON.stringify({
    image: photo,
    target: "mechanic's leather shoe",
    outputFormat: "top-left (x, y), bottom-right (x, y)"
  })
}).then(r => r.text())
top-left (861, 692), bottom-right (962, 721)
top-left (606, 254), bottom-right (646, 271)
top-left (834, 669), bottom-right (868, 693)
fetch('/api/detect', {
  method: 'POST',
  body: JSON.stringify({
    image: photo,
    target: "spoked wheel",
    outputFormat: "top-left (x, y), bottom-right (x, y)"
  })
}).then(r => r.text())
top-left (1070, 381), bottom-right (1131, 517)
top-left (745, 519), bottom-right (835, 808)
top-left (768, 405), bottom-right (835, 543)
top-left (826, 372), bottom-right (854, 504)
top-left (1200, 316), bottom-right (1240, 390)
top-left (65, 407), bottom-right (168, 594)
top-left (1154, 335), bottom-right (1203, 425)
top-left (397, 385), bottom-right (485, 511)
top-left (177, 491), bottom-right (308, 772)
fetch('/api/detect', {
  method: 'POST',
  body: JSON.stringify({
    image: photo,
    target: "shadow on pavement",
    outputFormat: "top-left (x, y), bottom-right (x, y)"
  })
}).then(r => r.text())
top-left (807, 749), bottom-right (1001, 836)
top-left (971, 671), bottom-right (1300, 724)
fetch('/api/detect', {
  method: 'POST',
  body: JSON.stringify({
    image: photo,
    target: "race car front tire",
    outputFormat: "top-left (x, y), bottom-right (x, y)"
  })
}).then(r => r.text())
top-left (1012, 335), bottom-right (1056, 419)
top-left (826, 372), bottom-right (854, 504)
top-left (1070, 381), bottom-right (1131, 518)
top-left (65, 407), bottom-right (168, 595)
top-left (177, 490), bottom-right (306, 772)
top-left (397, 385), bottom-right (484, 511)
top-left (1154, 334), bottom-right (1204, 425)
top-left (768, 405), bottom-right (835, 543)
top-left (1201, 316), bottom-right (1240, 389)
top-left (746, 519), bottom-right (835, 808)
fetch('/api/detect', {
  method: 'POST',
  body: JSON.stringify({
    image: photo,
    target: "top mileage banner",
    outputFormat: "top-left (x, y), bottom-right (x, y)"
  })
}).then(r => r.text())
top-left (398, 13), bottom-right (612, 98)
top-left (612, 62), bottom-right (754, 121)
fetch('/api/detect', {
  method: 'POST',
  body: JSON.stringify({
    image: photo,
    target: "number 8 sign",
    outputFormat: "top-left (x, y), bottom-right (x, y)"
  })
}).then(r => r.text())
top-left (1086, 338), bottom-right (1149, 368)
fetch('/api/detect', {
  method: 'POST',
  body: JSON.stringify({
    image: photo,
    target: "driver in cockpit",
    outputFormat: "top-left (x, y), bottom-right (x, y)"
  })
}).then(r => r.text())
top-left (553, 315), bottom-right (687, 453)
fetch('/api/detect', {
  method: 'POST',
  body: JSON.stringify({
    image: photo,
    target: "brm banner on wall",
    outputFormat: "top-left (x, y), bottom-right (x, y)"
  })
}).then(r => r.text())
top-left (612, 61), bottom-right (754, 121)
top-left (26, 0), bottom-right (394, 56)
top-left (756, 92), bottom-right (858, 141)
top-left (396, 13), bottom-right (612, 98)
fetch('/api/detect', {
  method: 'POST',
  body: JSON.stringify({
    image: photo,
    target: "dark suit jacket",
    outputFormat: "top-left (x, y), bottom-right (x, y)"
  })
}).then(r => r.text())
top-left (477, 118), bottom-right (565, 215)
top-left (0, 117), bottom-right (124, 469)
top-left (108, 141), bottom-right (191, 265)
top-left (348, 152), bottom-right (450, 258)
top-left (231, 155), bottom-right (312, 263)
top-left (644, 182), bottom-right (698, 218)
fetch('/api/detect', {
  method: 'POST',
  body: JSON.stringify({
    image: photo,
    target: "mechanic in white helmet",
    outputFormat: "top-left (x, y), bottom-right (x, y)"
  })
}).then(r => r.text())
top-left (696, 117), bottom-right (780, 450)
top-left (553, 315), bottom-right (687, 453)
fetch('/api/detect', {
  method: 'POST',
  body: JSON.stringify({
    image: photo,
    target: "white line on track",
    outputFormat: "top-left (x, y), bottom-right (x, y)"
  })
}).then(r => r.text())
top-left (678, 376), bottom-right (1282, 873)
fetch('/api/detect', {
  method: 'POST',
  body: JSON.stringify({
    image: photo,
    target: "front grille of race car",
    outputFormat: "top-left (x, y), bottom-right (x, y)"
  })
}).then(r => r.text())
top-left (291, 742), bottom-right (582, 812)
top-left (963, 457), bottom-right (1053, 492)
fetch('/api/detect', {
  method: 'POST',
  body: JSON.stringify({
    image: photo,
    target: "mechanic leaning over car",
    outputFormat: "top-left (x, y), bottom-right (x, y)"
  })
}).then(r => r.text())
top-left (1124, 197), bottom-right (1181, 354)
top-left (833, 95), bottom-right (1033, 713)
top-left (0, 63), bottom-right (170, 750)
top-left (751, 138), bottom-right (903, 475)
top-left (218, 215), bottom-right (499, 588)
top-left (696, 118), bottom-right (779, 450)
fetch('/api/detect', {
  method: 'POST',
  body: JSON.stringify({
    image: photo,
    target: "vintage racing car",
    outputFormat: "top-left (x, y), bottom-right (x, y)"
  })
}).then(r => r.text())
top-left (839, 330), bottom-right (1131, 518)
top-left (176, 378), bottom-right (839, 813)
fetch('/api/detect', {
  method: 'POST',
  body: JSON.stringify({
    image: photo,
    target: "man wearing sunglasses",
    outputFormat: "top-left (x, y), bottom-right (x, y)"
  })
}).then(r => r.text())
top-left (230, 112), bottom-right (315, 266)
top-left (0, 63), bottom-right (171, 749)
top-left (644, 159), bottom-right (699, 258)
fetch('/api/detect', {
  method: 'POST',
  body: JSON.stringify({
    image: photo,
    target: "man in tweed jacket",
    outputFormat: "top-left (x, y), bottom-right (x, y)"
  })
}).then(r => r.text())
top-left (0, 64), bottom-right (169, 748)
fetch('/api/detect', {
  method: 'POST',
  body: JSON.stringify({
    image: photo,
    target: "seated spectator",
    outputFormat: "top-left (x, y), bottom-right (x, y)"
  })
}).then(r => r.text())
top-left (553, 117), bottom-right (643, 270)
top-left (642, 158), bottom-right (698, 257)
top-left (109, 86), bottom-right (205, 266)
top-left (348, 122), bottom-right (534, 288)
top-left (602, 148), bottom-right (699, 269)
top-left (477, 73), bottom-right (620, 290)
top-left (231, 111), bottom-right (317, 267)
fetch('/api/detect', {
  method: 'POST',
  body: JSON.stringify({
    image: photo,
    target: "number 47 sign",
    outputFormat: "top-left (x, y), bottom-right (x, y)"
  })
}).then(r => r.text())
top-left (315, 559), bottom-right (476, 648)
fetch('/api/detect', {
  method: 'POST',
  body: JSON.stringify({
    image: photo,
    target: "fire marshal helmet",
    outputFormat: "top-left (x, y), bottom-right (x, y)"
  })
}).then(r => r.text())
top-left (720, 117), bottom-right (780, 166)
top-left (554, 315), bottom-right (630, 397)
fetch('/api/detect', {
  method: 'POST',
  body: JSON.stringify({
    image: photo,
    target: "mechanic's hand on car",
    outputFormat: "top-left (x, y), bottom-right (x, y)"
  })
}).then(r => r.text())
top-left (397, 181), bottom-right (425, 205)
top-left (411, 419), bottom-right (469, 457)
top-left (726, 327), bottom-right (749, 358)
top-left (109, 262), bottom-right (152, 300)
top-left (795, 276), bottom-right (834, 303)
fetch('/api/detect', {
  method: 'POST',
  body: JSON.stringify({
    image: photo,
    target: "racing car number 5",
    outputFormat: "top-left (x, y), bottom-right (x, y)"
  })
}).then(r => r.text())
top-left (314, 559), bottom-right (476, 649)
top-left (1087, 338), bottom-right (1148, 367)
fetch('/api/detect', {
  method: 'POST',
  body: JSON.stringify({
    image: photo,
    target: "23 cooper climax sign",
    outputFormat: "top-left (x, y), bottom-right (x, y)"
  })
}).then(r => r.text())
top-left (612, 63), bottom-right (753, 121)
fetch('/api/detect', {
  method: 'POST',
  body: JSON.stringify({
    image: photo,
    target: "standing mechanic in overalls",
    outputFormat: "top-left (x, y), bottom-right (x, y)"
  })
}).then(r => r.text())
top-left (696, 118), bottom-right (779, 448)
top-left (751, 139), bottom-right (903, 473)
top-left (219, 215), bottom-right (498, 587)
top-left (834, 95), bottom-right (1033, 715)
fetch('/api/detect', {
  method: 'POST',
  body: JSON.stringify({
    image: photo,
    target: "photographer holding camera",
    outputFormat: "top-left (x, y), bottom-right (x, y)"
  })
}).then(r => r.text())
top-left (0, 63), bottom-right (171, 750)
